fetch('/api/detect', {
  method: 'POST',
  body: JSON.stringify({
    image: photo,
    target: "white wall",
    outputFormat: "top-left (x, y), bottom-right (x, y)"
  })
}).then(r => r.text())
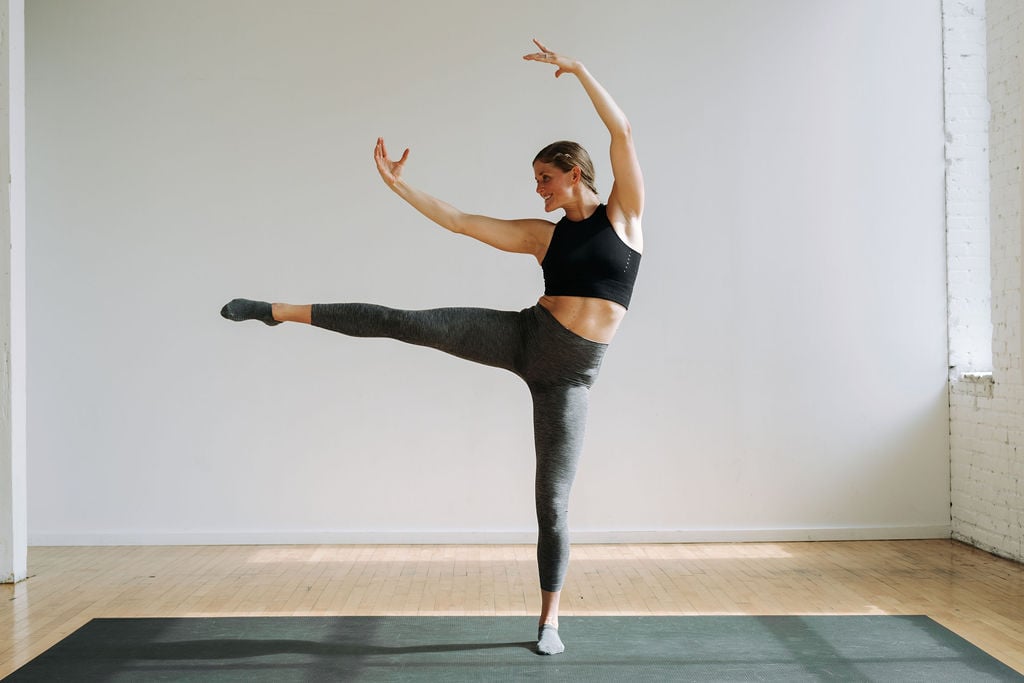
top-left (27, 0), bottom-right (950, 545)
top-left (950, 0), bottom-right (1024, 563)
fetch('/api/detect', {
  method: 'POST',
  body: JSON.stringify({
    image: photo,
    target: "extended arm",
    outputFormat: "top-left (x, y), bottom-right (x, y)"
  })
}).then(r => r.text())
top-left (374, 138), bottom-right (551, 260)
top-left (524, 41), bottom-right (644, 223)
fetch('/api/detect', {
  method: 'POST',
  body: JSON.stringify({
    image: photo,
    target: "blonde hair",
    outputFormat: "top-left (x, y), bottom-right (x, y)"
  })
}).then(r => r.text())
top-left (534, 141), bottom-right (598, 195)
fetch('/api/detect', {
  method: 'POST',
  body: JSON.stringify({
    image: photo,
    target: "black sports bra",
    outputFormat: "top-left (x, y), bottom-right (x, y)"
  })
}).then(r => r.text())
top-left (541, 204), bottom-right (641, 309)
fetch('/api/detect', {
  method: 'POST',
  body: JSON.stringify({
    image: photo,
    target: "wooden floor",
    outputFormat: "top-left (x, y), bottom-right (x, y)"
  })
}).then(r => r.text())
top-left (1, 539), bottom-right (1022, 676)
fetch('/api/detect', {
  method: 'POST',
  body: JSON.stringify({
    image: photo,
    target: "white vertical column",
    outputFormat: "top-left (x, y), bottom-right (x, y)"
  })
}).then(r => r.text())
top-left (943, 0), bottom-right (993, 378)
top-left (1020, 9), bottom-right (1024, 378)
top-left (0, 0), bottom-right (25, 584)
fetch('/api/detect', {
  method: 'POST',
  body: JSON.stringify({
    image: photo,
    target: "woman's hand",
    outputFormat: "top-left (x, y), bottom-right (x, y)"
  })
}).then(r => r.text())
top-left (374, 137), bottom-right (409, 188)
top-left (522, 39), bottom-right (580, 78)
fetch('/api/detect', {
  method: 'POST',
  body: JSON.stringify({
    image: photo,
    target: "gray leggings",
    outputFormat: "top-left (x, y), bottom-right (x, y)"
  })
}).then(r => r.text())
top-left (310, 302), bottom-right (607, 592)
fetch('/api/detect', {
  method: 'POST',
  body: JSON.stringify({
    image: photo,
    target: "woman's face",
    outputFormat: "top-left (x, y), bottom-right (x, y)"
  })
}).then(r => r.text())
top-left (534, 161), bottom-right (575, 212)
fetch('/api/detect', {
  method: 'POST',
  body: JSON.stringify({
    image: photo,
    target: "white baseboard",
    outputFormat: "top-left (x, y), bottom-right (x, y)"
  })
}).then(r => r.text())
top-left (29, 525), bottom-right (952, 547)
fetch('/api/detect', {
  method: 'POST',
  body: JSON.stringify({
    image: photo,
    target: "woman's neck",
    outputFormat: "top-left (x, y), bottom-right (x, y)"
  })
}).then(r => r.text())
top-left (562, 194), bottom-right (601, 222)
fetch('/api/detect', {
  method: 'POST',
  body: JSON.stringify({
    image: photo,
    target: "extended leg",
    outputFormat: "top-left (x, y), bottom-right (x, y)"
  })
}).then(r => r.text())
top-left (221, 298), bottom-right (281, 325)
top-left (272, 303), bottom-right (311, 324)
top-left (310, 303), bottom-right (525, 373)
top-left (220, 299), bottom-right (310, 325)
top-left (222, 300), bottom-right (526, 373)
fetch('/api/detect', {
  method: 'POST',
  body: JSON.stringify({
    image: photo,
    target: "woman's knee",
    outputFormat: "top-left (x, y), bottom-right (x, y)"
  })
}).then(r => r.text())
top-left (536, 499), bottom-right (570, 535)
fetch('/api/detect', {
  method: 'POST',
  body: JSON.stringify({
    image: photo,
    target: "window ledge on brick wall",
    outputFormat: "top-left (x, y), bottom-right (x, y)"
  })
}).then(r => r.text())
top-left (953, 371), bottom-right (994, 398)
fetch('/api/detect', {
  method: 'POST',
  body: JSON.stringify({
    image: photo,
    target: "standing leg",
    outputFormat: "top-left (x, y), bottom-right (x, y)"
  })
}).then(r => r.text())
top-left (530, 382), bottom-right (591, 655)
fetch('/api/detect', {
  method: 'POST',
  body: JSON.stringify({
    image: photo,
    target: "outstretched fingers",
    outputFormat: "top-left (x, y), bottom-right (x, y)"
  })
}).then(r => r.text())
top-left (374, 137), bottom-right (409, 187)
top-left (523, 38), bottom-right (553, 63)
top-left (523, 39), bottom-right (574, 78)
top-left (375, 137), bottom-right (391, 164)
top-left (378, 138), bottom-right (409, 163)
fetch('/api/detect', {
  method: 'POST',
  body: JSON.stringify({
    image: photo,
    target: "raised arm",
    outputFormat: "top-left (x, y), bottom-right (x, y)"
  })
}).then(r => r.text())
top-left (523, 40), bottom-right (644, 223)
top-left (374, 138), bottom-right (552, 262)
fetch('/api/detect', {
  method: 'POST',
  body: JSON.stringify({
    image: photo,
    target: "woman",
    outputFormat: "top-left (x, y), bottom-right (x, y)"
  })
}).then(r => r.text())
top-left (221, 40), bottom-right (643, 655)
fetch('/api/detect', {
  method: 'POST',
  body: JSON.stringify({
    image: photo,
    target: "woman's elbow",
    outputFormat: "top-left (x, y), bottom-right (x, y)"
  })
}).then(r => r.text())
top-left (448, 212), bottom-right (471, 234)
top-left (611, 119), bottom-right (632, 141)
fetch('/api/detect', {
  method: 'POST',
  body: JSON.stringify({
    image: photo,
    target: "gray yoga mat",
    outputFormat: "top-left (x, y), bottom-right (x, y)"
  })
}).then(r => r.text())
top-left (4, 615), bottom-right (1021, 682)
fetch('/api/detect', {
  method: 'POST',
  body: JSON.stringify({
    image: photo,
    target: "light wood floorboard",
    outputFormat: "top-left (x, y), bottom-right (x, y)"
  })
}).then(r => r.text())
top-left (1, 539), bottom-right (1022, 676)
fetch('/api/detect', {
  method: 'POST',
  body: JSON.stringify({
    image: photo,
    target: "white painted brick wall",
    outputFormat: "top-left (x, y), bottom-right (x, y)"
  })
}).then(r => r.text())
top-left (946, 0), bottom-right (993, 374)
top-left (948, 0), bottom-right (1024, 563)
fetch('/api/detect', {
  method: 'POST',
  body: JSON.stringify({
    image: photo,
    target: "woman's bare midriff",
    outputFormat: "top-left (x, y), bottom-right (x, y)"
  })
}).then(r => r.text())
top-left (538, 295), bottom-right (626, 344)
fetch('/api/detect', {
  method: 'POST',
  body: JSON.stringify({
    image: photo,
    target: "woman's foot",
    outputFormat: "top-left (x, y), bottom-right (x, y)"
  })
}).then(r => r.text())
top-left (220, 299), bottom-right (280, 326)
top-left (536, 624), bottom-right (564, 655)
